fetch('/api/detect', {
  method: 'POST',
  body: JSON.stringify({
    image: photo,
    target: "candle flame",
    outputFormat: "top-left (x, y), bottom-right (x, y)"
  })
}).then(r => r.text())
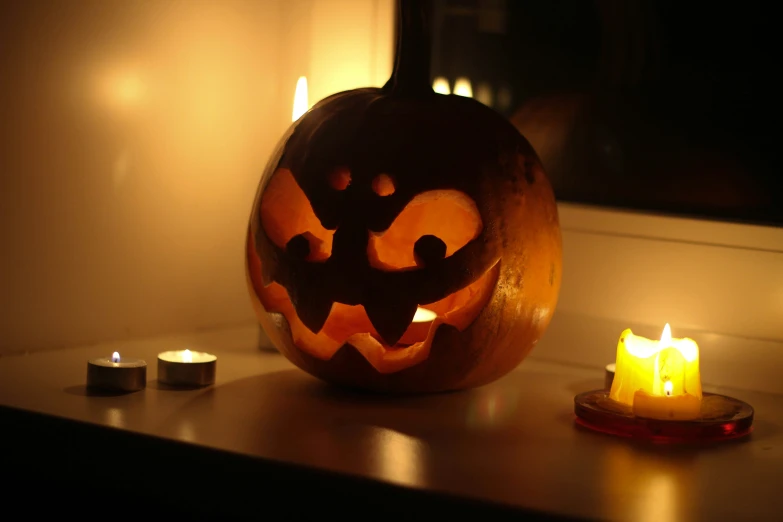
top-left (453, 77), bottom-right (473, 98)
top-left (432, 77), bottom-right (451, 95)
top-left (660, 323), bottom-right (672, 346)
top-left (182, 349), bottom-right (193, 363)
top-left (292, 76), bottom-right (309, 122)
top-left (664, 380), bottom-right (673, 396)
top-left (624, 324), bottom-right (698, 362)
top-left (412, 307), bottom-right (437, 323)
top-left (111, 351), bottom-right (121, 363)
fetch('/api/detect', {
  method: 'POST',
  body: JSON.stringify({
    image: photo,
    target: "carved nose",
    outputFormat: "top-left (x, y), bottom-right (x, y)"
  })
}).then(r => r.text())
top-left (330, 223), bottom-right (369, 266)
top-left (323, 224), bottom-right (372, 306)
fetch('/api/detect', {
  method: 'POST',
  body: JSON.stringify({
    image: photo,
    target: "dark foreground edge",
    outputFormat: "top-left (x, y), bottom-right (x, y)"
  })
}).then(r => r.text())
top-left (2, 405), bottom-right (589, 522)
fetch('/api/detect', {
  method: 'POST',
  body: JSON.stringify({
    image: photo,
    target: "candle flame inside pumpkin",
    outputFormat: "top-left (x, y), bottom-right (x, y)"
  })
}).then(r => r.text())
top-left (182, 349), bottom-right (193, 363)
top-left (412, 307), bottom-right (437, 323)
top-left (111, 351), bottom-right (121, 363)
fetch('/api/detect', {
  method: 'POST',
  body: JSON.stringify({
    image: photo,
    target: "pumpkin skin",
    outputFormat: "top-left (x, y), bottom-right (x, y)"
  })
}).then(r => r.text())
top-left (245, 2), bottom-right (561, 394)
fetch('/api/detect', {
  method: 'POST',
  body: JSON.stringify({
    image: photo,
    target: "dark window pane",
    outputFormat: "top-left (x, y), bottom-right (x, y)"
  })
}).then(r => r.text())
top-left (430, 0), bottom-right (783, 226)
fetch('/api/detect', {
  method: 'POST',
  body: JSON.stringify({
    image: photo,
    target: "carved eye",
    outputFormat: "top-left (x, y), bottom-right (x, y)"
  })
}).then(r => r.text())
top-left (367, 189), bottom-right (482, 270)
top-left (259, 168), bottom-right (334, 261)
top-left (372, 174), bottom-right (395, 196)
top-left (329, 167), bottom-right (351, 191)
top-left (413, 235), bottom-right (447, 267)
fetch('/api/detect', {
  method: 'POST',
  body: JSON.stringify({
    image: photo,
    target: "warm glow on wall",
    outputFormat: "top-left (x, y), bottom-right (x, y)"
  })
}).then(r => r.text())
top-left (453, 77), bottom-right (473, 98)
top-left (432, 76), bottom-right (450, 95)
top-left (292, 76), bottom-right (309, 122)
top-left (305, 0), bottom-right (394, 104)
top-left (98, 69), bottom-right (146, 109)
top-left (0, 0), bottom-right (396, 355)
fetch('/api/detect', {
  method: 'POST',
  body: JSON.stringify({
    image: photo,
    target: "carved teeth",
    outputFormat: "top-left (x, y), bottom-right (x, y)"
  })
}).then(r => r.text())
top-left (364, 293), bottom-right (419, 347)
top-left (290, 285), bottom-right (334, 334)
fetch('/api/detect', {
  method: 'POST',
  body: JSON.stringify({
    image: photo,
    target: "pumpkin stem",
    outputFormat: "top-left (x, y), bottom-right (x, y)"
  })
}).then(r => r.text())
top-left (384, 0), bottom-right (433, 96)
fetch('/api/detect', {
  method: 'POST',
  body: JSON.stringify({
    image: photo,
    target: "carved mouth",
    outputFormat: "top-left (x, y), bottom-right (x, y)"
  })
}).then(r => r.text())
top-left (248, 259), bottom-right (500, 374)
top-left (249, 165), bottom-right (499, 373)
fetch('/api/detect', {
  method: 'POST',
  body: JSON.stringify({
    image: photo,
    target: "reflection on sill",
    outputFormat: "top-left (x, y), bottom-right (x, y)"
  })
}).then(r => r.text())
top-left (371, 427), bottom-right (426, 487)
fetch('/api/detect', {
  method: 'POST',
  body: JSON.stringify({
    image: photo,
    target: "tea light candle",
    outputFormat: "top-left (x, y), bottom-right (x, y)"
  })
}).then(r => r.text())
top-left (87, 351), bottom-right (147, 392)
top-left (157, 349), bottom-right (216, 387)
top-left (604, 363), bottom-right (616, 390)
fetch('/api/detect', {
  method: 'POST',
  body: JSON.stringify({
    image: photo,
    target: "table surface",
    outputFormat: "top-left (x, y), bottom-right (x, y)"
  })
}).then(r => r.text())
top-left (1, 325), bottom-right (781, 522)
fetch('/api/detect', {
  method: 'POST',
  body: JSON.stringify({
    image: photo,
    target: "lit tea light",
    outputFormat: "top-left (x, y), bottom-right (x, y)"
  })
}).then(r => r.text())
top-left (87, 351), bottom-right (147, 392)
top-left (397, 307), bottom-right (438, 345)
top-left (157, 349), bottom-right (217, 387)
top-left (610, 324), bottom-right (702, 420)
top-left (412, 307), bottom-right (437, 323)
top-left (453, 77), bottom-right (473, 98)
top-left (432, 76), bottom-right (451, 95)
top-left (292, 76), bottom-right (309, 122)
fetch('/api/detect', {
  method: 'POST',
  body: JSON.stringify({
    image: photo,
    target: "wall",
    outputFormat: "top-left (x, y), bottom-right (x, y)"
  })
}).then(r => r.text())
top-left (278, 0), bottom-right (395, 128)
top-left (0, 0), bottom-right (394, 354)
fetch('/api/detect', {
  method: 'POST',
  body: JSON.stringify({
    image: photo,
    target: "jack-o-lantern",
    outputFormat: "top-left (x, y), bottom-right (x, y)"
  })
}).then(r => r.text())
top-left (245, 0), bottom-right (562, 393)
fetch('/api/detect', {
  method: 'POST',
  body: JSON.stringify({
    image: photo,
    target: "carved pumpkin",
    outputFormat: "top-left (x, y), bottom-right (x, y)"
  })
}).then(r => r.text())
top-left (245, 0), bottom-right (562, 393)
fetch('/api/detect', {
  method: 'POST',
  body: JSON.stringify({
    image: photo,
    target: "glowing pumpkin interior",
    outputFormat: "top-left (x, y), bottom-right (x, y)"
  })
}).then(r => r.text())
top-left (250, 168), bottom-right (499, 374)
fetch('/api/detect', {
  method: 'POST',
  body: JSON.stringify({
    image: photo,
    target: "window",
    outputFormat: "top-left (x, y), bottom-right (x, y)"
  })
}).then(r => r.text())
top-left (429, 0), bottom-right (783, 226)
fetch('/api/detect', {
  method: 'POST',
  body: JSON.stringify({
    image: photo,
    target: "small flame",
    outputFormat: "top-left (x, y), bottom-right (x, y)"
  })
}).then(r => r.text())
top-left (111, 351), bottom-right (121, 363)
top-left (432, 77), bottom-right (451, 95)
top-left (453, 77), bottom-right (473, 98)
top-left (292, 76), bottom-right (309, 122)
top-left (659, 323), bottom-right (672, 346)
top-left (412, 307), bottom-right (437, 323)
top-left (182, 349), bottom-right (193, 363)
top-left (664, 380), bottom-right (673, 396)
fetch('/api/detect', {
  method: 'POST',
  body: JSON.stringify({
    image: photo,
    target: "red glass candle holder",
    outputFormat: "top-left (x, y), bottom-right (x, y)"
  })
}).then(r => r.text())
top-left (574, 389), bottom-right (754, 443)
